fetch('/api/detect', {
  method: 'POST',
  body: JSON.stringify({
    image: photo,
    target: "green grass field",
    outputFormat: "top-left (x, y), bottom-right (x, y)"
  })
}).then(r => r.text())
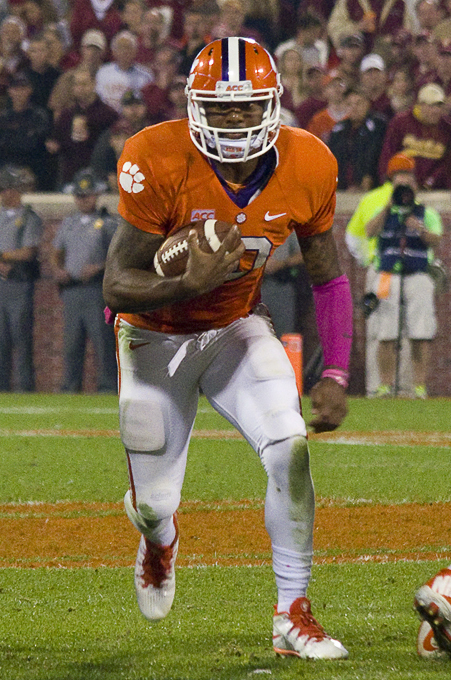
top-left (0, 393), bottom-right (450, 679)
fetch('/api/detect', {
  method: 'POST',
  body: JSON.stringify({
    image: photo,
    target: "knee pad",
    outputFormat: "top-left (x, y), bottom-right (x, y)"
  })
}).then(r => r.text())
top-left (262, 435), bottom-right (311, 493)
top-left (124, 487), bottom-right (180, 534)
top-left (260, 408), bottom-right (306, 452)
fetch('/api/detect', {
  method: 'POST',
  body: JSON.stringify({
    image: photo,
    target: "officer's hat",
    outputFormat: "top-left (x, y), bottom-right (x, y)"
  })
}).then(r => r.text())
top-left (72, 168), bottom-right (106, 196)
top-left (0, 165), bottom-right (27, 191)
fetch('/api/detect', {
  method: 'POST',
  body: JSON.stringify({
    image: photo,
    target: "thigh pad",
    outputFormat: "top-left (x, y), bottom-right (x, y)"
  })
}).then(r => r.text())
top-left (120, 398), bottom-right (165, 452)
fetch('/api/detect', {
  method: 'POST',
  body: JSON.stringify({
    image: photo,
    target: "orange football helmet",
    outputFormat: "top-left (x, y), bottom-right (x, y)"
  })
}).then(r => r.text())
top-left (186, 37), bottom-right (283, 163)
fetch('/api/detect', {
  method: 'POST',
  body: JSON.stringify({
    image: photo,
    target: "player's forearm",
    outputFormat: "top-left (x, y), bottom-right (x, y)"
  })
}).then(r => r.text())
top-left (103, 267), bottom-right (200, 315)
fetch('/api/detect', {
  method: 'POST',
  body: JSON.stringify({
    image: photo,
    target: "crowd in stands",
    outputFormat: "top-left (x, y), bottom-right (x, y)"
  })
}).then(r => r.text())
top-left (0, 0), bottom-right (448, 192)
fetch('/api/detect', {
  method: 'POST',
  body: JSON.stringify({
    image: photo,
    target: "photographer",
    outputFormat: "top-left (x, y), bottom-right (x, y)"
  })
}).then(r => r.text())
top-left (365, 165), bottom-right (443, 398)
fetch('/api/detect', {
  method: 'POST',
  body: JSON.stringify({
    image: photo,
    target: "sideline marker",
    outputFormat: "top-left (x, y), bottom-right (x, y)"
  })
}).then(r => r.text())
top-left (281, 333), bottom-right (303, 396)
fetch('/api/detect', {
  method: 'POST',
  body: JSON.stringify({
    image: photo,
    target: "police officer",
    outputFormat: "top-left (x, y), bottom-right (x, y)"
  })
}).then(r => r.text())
top-left (51, 168), bottom-right (118, 392)
top-left (0, 165), bottom-right (43, 391)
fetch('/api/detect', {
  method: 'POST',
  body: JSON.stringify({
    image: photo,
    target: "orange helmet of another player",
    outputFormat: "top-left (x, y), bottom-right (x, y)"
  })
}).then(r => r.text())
top-left (186, 37), bottom-right (283, 163)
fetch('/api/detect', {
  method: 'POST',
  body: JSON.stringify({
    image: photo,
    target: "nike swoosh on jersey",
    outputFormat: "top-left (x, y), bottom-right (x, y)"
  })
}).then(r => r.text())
top-left (129, 341), bottom-right (151, 350)
top-left (264, 211), bottom-right (287, 221)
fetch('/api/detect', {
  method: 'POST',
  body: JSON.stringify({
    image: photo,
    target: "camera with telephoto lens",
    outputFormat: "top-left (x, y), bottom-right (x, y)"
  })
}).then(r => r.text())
top-left (392, 184), bottom-right (415, 209)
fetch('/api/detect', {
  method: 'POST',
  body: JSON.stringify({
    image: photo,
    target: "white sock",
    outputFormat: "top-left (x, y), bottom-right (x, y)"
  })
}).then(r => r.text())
top-left (273, 544), bottom-right (312, 612)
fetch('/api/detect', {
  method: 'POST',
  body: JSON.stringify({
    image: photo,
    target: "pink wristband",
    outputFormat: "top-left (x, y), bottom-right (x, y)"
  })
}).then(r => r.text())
top-left (321, 368), bottom-right (349, 389)
top-left (104, 306), bottom-right (115, 325)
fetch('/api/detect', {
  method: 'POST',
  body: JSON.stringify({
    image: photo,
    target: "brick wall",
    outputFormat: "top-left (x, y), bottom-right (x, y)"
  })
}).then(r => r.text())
top-left (24, 193), bottom-right (451, 396)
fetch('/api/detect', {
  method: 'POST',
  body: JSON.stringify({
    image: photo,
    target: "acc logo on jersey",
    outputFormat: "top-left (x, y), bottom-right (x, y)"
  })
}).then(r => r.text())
top-left (191, 209), bottom-right (215, 221)
top-left (119, 162), bottom-right (145, 194)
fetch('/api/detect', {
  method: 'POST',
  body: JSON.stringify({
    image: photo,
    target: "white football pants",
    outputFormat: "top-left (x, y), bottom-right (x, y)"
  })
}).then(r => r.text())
top-left (117, 312), bottom-right (314, 572)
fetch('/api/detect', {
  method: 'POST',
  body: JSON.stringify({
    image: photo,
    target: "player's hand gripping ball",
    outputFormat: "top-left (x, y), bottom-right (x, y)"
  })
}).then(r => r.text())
top-left (153, 219), bottom-right (239, 277)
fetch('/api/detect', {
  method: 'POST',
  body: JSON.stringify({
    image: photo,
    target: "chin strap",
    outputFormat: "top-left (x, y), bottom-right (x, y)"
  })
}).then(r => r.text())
top-left (312, 274), bottom-right (353, 390)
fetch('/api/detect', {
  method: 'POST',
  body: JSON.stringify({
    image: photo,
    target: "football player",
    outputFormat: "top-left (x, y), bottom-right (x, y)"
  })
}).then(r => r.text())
top-left (103, 37), bottom-right (352, 661)
top-left (415, 566), bottom-right (451, 659)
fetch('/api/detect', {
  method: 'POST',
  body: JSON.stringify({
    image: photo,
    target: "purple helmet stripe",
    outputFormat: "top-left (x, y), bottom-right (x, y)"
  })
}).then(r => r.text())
top-left (221, 38), bottom-right (229, 80)
top-left (238, 38), bottom-right (246, 81)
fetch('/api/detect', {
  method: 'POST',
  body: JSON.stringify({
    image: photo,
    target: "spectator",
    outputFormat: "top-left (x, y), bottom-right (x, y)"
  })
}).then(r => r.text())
top-left (155, 0), bottom-right (190, 41)
top-left (332, 32), bottom-right (366, 89)
top-left (293, 64), bottom-right (327, 128)
top-left (90, 117), bottom-right (134, 191)
top-left (0, 72), bottom-right (52, 190)
top-left (307, 70), bottom-right (347, 142)
top-left (51, 168), bottom-right (118, 393)
top-left (278, 48), bottom-right (306, 115)
top-left (365, 158), bottom-right (442, 398)
top-left (90, 88), bottom-right (151, 182)
top-left (140, 45), bottom-right (181, 123)
top-left (275, 9), bottom-right (328, 68)
top-left (196, 0), bottom-right (221, 36)
top-left (387, 66), bottom-right (416, 113)
top-left (359, 53), bottom-right (394, 120)
top-left (211, 0), bottom-right (261, 42)
top-left (241, 0), bottom-right (280, 49)
top-left (20, 0), bottom-right (57, 40)
top-left (385, 29), bottom-right (415, 78)
top-left (295, 0), bottom-right (336, 21)
top-left (119, 89), bottom-right (152, 131)
top-left (42, 24), bottom-right (73, 71)
top-left (163, 74), bottom-right (188, 120)
top-left (23, 35), bottom-right (61, 112)
top-left (433, 39), bottom-right (451, 105)
top-left (49, 29), bottom-right (107, 121)
top-left (95, 30), bottom-right (153, 112)
top-left (415, 0), bottom-right (445, 33)
top-left (433, 0), bottom-right (451, 40)
top-left (0, 16), bottom-right (28, 102)
top-left (0, 165), bottom-right (43, 392)
top-left (120, 0), bottom-right (145, 36)
top-left (46, 68), bottom-right (118, 186)
top-left (328, 0), bottom-right (415, 52)
top-left (175, 8), bottom-right (209, 76)
top-left (412, 31), bottom-right (440, 88)
top-left (378, 82), bottom-right (451, 189)
top-left (136, 7), bottom-right (171, 68)
top-left (69, 0), bottom-right (122, 52)
top-left (328, 86), bottom-right (387, 191)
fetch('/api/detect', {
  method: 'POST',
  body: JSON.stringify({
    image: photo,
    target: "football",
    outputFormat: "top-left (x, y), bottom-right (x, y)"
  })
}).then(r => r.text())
top-left (153, 219), bottom-right (238, 277)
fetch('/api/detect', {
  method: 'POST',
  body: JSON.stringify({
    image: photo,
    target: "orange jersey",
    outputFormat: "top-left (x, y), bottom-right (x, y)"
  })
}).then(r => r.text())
top-left (117, 119), bottom-right (338, 333)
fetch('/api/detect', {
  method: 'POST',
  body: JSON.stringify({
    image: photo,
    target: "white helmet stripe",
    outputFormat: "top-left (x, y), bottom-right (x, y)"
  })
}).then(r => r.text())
top-left (226, 37), bottom-right (241, 82)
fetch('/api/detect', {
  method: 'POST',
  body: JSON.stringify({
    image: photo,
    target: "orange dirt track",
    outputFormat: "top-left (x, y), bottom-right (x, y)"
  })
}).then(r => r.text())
top-left (1, 499), bottom-right (450, 569)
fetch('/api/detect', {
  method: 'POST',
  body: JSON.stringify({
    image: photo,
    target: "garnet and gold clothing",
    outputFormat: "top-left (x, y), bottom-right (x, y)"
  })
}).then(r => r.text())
top-left (378, 108), bottom-right (451, 189)
top-left (117, 119), bottom-right (338, 334)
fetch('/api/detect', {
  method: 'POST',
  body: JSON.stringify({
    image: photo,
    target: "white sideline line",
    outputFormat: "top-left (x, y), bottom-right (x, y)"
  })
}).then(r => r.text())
top-left (0, 406), bottom-right (214, 415)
